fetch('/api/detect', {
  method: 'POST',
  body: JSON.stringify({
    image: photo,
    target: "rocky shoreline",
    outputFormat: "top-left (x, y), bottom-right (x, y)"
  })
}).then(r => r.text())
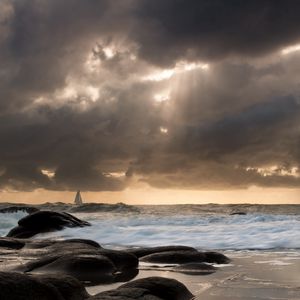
top-left (0, 210), bottom-right (230, 300)
top-left (2, 209), bottom-right (299, 300)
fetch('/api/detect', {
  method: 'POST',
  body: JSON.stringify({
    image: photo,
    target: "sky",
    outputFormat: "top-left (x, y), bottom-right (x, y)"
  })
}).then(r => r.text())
top-left (0, 0), bottom-right (300, 204)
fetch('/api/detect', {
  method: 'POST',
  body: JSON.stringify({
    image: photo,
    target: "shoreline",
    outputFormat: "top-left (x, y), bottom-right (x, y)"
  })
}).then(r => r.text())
top-left (1, 243), bottom-right (299, 299)
top-left (84, 249), bottom-right (300, 299)
top-left (0, 208), bottom-right (299, 299)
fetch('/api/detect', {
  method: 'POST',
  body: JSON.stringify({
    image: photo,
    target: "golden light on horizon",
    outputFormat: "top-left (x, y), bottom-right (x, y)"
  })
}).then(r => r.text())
top-left (0, 187), bottom-right (299, 205)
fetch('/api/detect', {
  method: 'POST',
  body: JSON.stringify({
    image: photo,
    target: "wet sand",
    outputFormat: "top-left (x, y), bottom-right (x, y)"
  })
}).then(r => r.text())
top-left (0, 242), bottom-right (299, 299)
top-left (87, 250), bottom-right (300, 300)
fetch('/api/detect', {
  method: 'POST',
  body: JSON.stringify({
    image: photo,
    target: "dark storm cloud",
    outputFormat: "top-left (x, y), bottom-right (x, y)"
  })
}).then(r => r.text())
top-left (0, 0), bottom-right (300, 191)
top-left (130, 95), bottom-right (300, 189)
top-left (133, 0), bottom-right (300, 66)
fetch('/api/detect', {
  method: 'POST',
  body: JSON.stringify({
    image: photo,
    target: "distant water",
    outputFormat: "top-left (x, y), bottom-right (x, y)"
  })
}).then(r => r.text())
top-left (0, 203), bottom-right (300, 250)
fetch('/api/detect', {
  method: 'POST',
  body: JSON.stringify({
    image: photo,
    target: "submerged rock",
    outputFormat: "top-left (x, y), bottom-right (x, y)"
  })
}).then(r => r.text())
top-left (173, 262), bottom-right (217, 275)
top-left (6, 211), bottom-right (90, 238)
top-left (128, 245), bottom-right (197, 258)
top-left (141, 250), bottom-right (229, 264)
top-left (0, 206), bottom-right (39, 214)
top-left (230, 211), bottom-right (247, 215)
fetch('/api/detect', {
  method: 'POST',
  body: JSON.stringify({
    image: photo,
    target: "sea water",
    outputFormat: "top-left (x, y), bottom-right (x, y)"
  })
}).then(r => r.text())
top-left (1, 204), bottom-right (299, 251)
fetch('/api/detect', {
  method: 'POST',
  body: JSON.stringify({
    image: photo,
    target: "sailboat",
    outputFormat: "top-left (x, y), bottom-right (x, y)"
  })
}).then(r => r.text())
top-left (74, 190), bottom-right (83, 205)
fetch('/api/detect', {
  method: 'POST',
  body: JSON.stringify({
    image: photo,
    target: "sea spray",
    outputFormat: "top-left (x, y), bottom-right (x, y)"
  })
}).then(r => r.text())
top-left (37, 211), bottom-right (300, 250)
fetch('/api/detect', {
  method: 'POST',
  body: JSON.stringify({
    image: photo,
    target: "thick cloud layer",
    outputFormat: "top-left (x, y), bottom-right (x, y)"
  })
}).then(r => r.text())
top-left (133, 0), bottom-right (300, 65)
top-left (0, 0), bottom-right (300, 191)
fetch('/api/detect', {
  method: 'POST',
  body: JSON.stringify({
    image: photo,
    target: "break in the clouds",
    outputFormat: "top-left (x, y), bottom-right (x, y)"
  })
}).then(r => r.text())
top-left (0, 0), bottom-right (300, 192)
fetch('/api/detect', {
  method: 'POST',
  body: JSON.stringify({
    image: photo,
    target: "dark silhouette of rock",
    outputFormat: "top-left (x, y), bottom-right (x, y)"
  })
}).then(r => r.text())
top-left (204, 251), bottom-right (230, 264)
top-left (37, 274), bottom-right (89, 300)
top-left (57, 239), bottom-right (101, 248)
top-left (173, 262), bottom-right (217, 275)
top-left (230, 211), bottom-right (247, 215)
top-left (0, 237), bottom-right (25, 250)
top-left (29, 254), bottom-right (117, 284)
top-left (141, 250), bottom-right (229, 264)
top-left (0, 206), bottom-right (39, 214)
top-left (128, 245), bottom-right (197, 258)
top-left (18, 241), bottom-right (139, 285)
top-left (119, 277), bottom-right (194, 300)
top-left (6, 211), bottom-right (90, 238)
top-left (0, 272), bottom-right (89, 300)
top-left (98, 249), bottom-right (139, 270)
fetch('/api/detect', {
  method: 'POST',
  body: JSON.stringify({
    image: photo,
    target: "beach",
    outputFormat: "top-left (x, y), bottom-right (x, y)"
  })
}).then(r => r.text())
top-left (0, 203), bottom-right (299, 299)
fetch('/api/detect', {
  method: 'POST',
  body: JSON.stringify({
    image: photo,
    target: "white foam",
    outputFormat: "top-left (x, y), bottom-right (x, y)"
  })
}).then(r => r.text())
top-left (0, 212), bottom-right (28, 236)
top-left (40, 212), bottom-right (300, 250)
top-left (254, 260), bottom-right (293, 266)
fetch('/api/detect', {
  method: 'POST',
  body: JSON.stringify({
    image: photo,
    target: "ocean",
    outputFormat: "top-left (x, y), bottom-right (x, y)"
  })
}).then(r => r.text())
top-left (1, 203), bottom-right (299, 251)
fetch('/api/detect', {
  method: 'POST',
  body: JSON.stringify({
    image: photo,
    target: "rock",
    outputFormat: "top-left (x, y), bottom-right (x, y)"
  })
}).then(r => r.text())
top-left (0, 272), bottom-right (64, 300)
top-left (19, 242), bottom-right (139, 285)
top-left (203, 251), bottom-right (230, 264)
top-left (6, 211), bottom-right (90, 238)
top-left (88, 277), bottom-right (194, 300)
top-left (119, 277), bottom-right (194, 300)
top-left (128, 246), bottom-right (197, 258)
top-left (173, 262), bottom-right (217, 275)
top-left (37, 274), bottom-right (89, 300)
top-left (57, 239), bottom-right (101, 249)
top-left (0, 272), bottom-right (89, 300)
top-left (0, 237), bottom-right (25, 250)
top-left (0, 206), bottom-right (39, 214)
top-left (98, 249), bottom-right (139, 270)
top-left (25, 254), bottom-right (117, 284)
top-left (141, 250), bottom-right (229, 264)
top-left (230, 211), bottom-right (247, 215)
top-left (88, 288), bottom-right (162, 299)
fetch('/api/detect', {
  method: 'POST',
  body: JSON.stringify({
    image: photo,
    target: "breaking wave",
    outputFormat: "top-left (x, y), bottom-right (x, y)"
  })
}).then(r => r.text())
top-left (1, 203), bottom-right (299, 250)
top-left (44, 211), bottom-right (300, 250)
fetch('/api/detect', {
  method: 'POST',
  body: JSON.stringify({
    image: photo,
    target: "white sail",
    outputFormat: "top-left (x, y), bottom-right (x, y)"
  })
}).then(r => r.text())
top-left (74, 191), bottom-right (83, 205)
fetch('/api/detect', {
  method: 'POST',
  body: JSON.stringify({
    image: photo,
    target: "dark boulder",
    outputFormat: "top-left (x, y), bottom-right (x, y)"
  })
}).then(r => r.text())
top-left (120, 277), bottom-right (194, 300)
top-left (0, 272), bottom-right (89, 300)
top-left (37, 274), bottom-right (89, 300)
top-left (0, 237), bottom-right (25, 250)
top-left (19, 244), bottom-right (139, 285)
top-left (0, 272), bottom-right (64, 300)
top-left (24, 254), bottom-right (117, 284)
top-left (6, 211), bottom-right (90, 238)
top-left (141, 250), bottom-right (229, 264)
top-left (0, 206), bottom-right (39, 214)
top-left (230, 211), bottom-right (246, 215)
top-left (173, 262), bottom-right (217, 275)
top-left (203, 251), bottom-right (230, 264)
top-left (99, 249), bottom-right (139, 270)
top-left (57, 239), bottom-right (101, 249)
top-left (128, 245), bottom-right (197, 258)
